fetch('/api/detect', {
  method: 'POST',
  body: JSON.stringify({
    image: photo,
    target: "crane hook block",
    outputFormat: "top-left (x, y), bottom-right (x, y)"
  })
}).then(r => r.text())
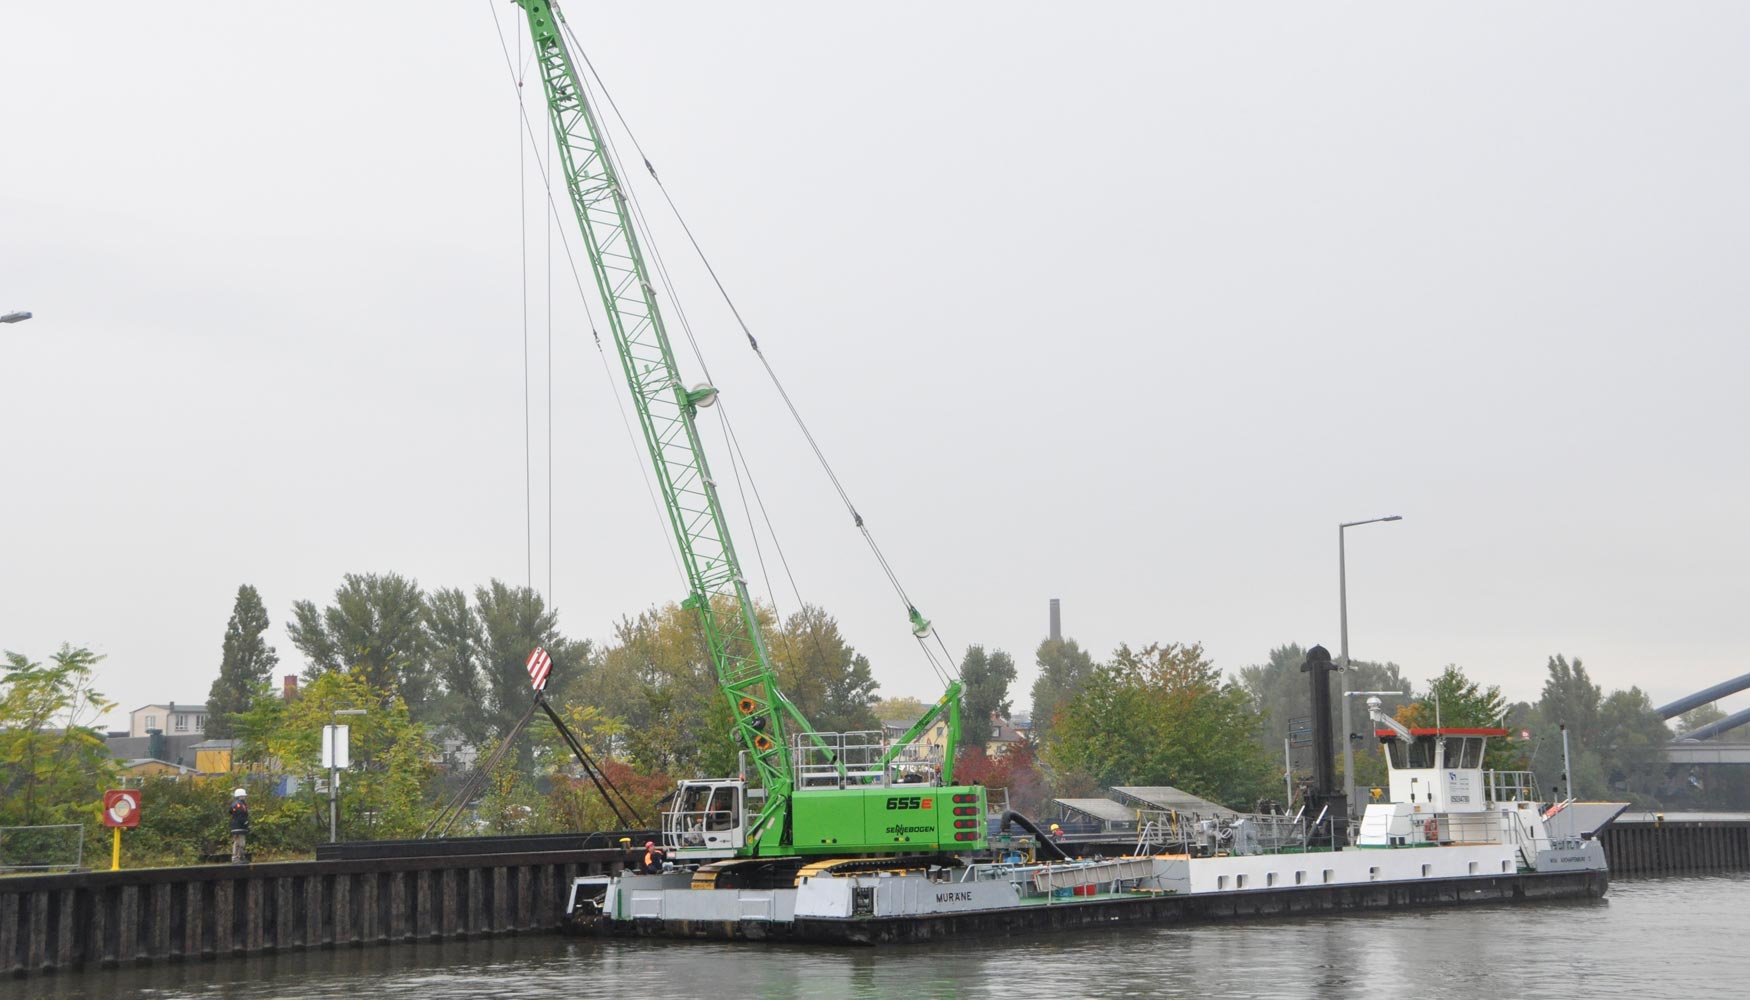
top-left (908, 607), bottom-right (932, 639)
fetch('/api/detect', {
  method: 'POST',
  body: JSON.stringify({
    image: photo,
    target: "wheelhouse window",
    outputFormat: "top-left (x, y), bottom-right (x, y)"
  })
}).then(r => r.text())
top-left (1442, 737), bottom-right (1482, 768)
top-left (1387, 738), bottom-right (1436, 769)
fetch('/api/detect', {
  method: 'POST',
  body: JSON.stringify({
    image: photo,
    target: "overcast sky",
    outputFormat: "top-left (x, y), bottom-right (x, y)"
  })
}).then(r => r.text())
top-left (4, 3), bottom-right (1747, 734)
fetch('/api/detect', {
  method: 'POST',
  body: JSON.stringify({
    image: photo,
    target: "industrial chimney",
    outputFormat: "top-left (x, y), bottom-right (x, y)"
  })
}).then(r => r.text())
top-left (1049, 598), bottom-right (1061, 642)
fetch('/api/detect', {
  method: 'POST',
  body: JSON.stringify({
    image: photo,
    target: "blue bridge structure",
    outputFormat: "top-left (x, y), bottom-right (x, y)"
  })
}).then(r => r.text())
top-left (1660, 673), bottom-right (1750, 764)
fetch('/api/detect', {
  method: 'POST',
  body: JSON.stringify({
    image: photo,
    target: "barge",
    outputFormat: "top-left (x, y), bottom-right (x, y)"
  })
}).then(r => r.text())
top-left (567, 696), bottom-right (1622, 943)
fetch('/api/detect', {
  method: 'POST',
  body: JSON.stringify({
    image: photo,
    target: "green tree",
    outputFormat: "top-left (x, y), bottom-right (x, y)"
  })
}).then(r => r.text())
top-left (873, 695), bottom-right (929, 724)
top-left (426, 586), bottom-right (489, 748)
top-left (770, 605), bottom-right (880, 735)
top-left (235, 670), bottom-right (437, 841)
top-left (1676, 702), bottom-right (1726, 736)
top-left (1046, 642), bottom-right (1274, 807)
top-left (0, 645), bottom-right (117, 828)
top-left (1537, 655), bottom-right (1603, 740)
top-left (1522, 658), bottom-right (1671, 805)
top-left (205, 584), bottom-right (280, 739)
top-left (588, 601), bottom-right (744, 775)
top-left (1398, 664), bottom-right (1520, 771)
top-left (288, 572), bottom-right (434, 717)
top-left (960, 646), bottom-right (1017, 748)
top-left (1237, 643), bottom-right (1409, 790)
top-left (1596, 688), bottom-right (1671, 802)
top-left (1028, 637), bottom-right (1096, 746)
top-left (473, 580), bottom-right (598, 772)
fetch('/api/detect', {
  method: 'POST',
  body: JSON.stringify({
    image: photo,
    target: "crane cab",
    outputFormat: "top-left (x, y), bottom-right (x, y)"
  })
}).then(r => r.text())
top-left (664, 779), bottom-right (748, 859)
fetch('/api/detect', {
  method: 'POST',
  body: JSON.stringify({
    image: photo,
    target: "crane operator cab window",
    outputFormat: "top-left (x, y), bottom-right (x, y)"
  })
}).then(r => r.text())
top-left (668, 779), bottom-right (745, 855)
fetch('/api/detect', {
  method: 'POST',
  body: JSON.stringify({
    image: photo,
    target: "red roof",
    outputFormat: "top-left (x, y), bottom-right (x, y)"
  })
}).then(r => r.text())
top-left (1373, 727), bottom-right (1507, 738)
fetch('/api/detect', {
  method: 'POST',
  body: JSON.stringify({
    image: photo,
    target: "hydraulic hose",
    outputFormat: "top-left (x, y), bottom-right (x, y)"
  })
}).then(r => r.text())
top-left (999, 811), bottom-right (1070, 861)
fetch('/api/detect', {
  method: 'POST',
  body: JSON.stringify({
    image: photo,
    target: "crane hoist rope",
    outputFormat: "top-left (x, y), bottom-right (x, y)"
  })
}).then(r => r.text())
top-left (556, 12), bottom-right (963, 688)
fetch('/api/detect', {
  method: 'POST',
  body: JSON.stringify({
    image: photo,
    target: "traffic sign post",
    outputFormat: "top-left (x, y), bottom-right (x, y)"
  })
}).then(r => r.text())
top-left (102, 789), bottom-right (141, 870)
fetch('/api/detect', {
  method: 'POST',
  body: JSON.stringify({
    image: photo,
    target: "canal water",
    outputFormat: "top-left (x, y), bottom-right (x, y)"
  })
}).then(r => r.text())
top-left (9, 874), bottom-right (1747, 999)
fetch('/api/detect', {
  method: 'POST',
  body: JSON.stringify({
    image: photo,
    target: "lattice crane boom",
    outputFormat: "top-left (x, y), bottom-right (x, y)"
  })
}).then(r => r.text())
top-left (512, 0), bottom-right (797, 849)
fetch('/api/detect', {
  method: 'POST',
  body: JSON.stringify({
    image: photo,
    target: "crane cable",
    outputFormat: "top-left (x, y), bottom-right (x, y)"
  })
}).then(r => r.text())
top-left (485, 0), bottom-right (685, 586)
top-left (518, 19), bottom-right (532, 593)
top-left (567, 49), bottom-right (845, 681)
top-left (565, 26), bottom-right (961, 685)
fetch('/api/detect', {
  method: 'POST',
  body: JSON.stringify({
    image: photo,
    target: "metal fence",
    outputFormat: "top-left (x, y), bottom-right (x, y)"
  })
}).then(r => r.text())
top-left (0, 824), bottom-right (84, 872)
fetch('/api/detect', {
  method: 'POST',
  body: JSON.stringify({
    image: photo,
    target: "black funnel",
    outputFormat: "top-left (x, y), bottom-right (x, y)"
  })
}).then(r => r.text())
top-left (1300, 645), bottom-right (1349, 846)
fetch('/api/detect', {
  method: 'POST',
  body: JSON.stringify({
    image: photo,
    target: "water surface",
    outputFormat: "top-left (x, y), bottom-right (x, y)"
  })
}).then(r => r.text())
top-left (12, 874), bottom-right (1747, 999)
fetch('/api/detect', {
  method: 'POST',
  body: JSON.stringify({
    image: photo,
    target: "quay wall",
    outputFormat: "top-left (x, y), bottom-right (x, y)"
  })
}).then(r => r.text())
top-left (7, 813), bottom-right (1750, 977)
top-left (1600, 813), bottom-right (1750, 877)
top-left (1, 848), bottom-right (626, 978)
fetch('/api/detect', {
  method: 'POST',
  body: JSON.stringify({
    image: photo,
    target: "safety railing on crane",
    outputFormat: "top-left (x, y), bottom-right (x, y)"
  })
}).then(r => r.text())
top-left (792, 730), bottom-right (889, 788)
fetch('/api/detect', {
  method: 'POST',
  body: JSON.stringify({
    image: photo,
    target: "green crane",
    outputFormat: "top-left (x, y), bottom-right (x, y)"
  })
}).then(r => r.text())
top-left (511, 1), bottom-right (983, 861)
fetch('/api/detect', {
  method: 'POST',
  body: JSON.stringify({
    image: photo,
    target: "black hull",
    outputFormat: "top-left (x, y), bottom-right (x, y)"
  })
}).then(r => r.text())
top-left (577, 868), bottom-right (1609, 945)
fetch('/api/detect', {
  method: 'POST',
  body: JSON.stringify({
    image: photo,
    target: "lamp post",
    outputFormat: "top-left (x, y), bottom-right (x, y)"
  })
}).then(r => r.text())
top-left (327, 709), bottom-right (367, 843)
top-left (1340, 515), bottom-right (1401, 816)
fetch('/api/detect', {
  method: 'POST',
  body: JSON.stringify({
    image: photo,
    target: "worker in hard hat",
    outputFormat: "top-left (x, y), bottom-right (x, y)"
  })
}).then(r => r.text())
top-left (228, 788), bottom-right (251, 863)
top-left (640, 839), bottom-right (668, 874)
top-left (1048, 822), bottom-right (1064, 841)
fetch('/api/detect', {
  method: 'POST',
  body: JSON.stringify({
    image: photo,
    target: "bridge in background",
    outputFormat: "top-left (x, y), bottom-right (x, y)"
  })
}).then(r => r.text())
top-left (1658, 672), bottom-right (1750, 736)
top-left (1665, 743), bottom-right (1750, 765)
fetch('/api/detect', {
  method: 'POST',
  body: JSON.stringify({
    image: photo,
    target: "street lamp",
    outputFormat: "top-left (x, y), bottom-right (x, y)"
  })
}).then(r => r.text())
top-left (1340, 515), bottom-right (1401, 816)
top-left (327, 709), bottom-right (368, 843)
top-left (1, 311), bottom-right (32, 324)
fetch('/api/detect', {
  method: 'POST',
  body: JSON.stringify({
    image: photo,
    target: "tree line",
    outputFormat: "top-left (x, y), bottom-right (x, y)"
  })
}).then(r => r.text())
top-left (1028, 639), bottom-right (1700, 810)
top-left (4, 578), bottom-right (1732, 865)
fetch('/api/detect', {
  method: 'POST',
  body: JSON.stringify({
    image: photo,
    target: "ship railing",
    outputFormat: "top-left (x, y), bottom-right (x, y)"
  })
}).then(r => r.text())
top-left (1503, 809), bottom-right (1546, 869)
top-left (1235, 812), bottom-right (1308, 853)
top-left (1484, 770), bottom-right (1541, 804)
top-left (1132, 810), bottom-right (1198, 854)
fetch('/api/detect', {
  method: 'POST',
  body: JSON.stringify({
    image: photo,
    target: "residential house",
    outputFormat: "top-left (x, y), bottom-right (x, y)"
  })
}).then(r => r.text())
top-left (127, 701), bottom-right (209, 738)
top-left (986, 712), bottom-right (1028, 754)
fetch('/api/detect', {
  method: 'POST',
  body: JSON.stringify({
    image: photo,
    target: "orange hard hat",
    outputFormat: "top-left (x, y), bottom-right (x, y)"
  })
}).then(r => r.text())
top-left (645, 840), bottom-right (655, 848)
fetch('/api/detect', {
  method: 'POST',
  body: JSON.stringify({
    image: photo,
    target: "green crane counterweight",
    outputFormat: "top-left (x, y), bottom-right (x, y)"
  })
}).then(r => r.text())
top-left (511, 0), bottom-right (984, 860)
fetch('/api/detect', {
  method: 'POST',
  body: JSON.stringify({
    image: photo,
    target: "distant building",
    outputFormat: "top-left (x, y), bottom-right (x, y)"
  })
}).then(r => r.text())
top-left (127, 701), bottom-right (208, 738)
top-left (880, 716), bottom-right (947, 768)
top-left (190, 739), bottom-right (240, 775)
top-left (105, 732), bottom-right (207, 769)
top-left (986, 712), bottom-right (1027, 754)
top-left (883, 711), bottom-right (1028, 759)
